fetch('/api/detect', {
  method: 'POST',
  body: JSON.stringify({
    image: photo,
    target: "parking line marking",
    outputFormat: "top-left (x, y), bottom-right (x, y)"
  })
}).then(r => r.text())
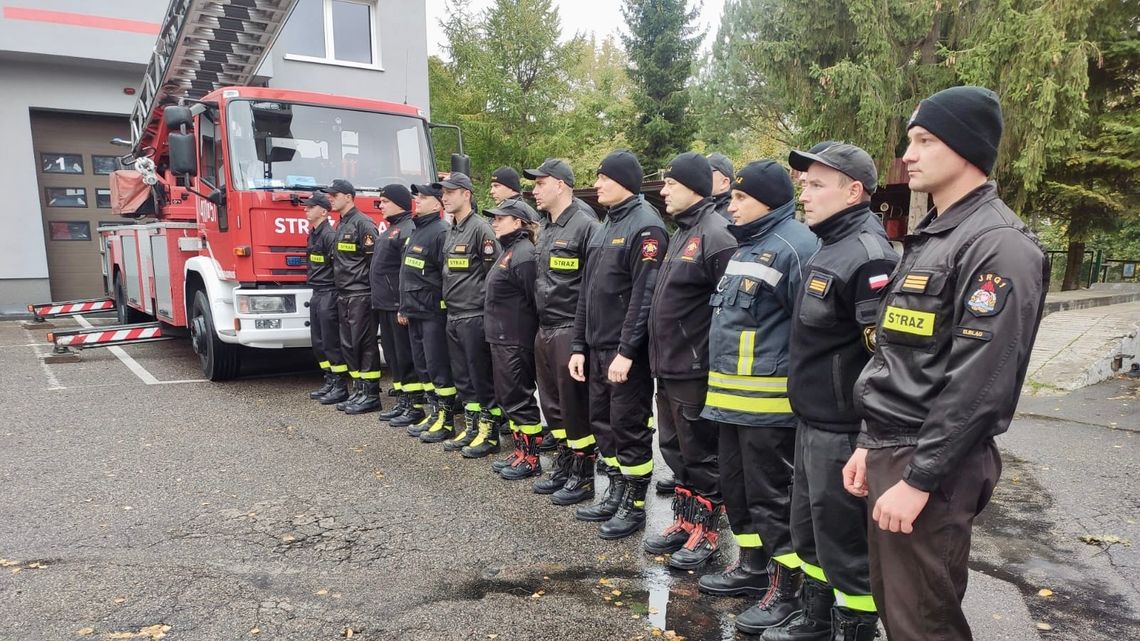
top-left (25, 330), bottom-right (64, 391)
top-left (74, 315), bottom-right (161, 385)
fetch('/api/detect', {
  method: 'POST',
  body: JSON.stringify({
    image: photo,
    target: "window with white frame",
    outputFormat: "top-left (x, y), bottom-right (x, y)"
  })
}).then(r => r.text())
top-left (281, 0), bottom-right (380, 69)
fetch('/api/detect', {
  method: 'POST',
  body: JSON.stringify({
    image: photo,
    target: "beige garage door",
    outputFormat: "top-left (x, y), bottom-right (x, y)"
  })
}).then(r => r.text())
top-left (31, 110), bottom-right (131, 301)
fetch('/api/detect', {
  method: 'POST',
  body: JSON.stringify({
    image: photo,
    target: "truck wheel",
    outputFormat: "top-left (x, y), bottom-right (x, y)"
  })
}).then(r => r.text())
top-left (190, 289), bottom-right (240, 381)
top-left (114, 275), bottom-right (148, 324)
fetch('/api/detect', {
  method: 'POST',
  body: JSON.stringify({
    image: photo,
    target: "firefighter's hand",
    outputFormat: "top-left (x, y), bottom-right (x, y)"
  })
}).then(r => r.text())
top-left (843, 447), bottom-right (869, 497)
top-left (872, 481), bottom-right (929, 534)
top-left (608, 354), bottom-right (633, 383)
top-left (568, 354), bottom-right (586, 382)
top-left (397, 314), bottom-right (408, 326)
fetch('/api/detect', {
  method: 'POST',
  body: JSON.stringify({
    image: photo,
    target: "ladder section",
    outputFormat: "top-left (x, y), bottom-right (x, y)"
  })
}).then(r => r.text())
top-left (131, 0), bottom-right (298, 149)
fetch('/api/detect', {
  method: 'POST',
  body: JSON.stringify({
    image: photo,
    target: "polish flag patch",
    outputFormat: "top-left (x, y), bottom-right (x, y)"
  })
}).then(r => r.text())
top-left (868, 274), bottom-right (889, 290)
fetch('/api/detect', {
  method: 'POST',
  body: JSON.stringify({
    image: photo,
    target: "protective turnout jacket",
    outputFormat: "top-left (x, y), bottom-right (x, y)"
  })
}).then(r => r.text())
top-left (306, 218), bottom-right (337, 291)
top-left (399, 213), bottom-right (448, 319)
top-left (855, 183), bottom-right (1048, 492)
top-left (701, 201), bottom-right (819, 427)
top-left (443, 211), bottom-right (501, 319)
top-left (535, 200), bottom-right (600, 329)
top-left (332, 207), bottom-right (378, 292)
top-left (370, 210), bottom-right (414, 310)
top-left (484, 229), bottom-right (538, 346)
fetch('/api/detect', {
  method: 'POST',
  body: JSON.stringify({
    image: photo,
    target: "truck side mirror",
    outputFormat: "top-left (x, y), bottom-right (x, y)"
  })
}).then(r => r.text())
top-left (169, 132), bottom-right (197, 176)
top-left (164, 106), bottom-right (193, 131)
top-left (206, 188), bottom-right (226, 206)
top-left (450, 153), bottom-right (471, 177)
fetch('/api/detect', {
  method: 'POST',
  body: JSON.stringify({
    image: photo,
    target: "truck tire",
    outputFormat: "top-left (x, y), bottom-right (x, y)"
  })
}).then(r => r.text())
top-left (114, 275), bottom-right (148, 324)
top-left (190, 289), bottom-right (240, 381)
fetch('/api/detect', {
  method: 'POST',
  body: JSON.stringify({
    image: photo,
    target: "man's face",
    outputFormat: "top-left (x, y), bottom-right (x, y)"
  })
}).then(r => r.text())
top-left (440, 186), bottom-right (469, 214)
top-left (594, 174), bottom-right (631, 207)
top-left (304, 204), bottom-right (326, 227)
top-left (660, 177), bottom-right (702, 215)
top-left (727, 190), bottom-right (771, 225)
top-left (377, 196), bottom-right (403, 218)
top-left (712, 170), bottom-right (732, 195)
top-left (414, 193), bottom-right (440, 216)
top-left (490, 213), bottom-right (522, 238)
top-left (800, 163), bottom-right (861, 226)
top-left (328, 191), bottom-right (352, 212)
top-left (903, 126), bottom-right (970, 194)
top-left (531, 176), bottom-right (561, 210)
top-left (489, 182), bottom-right (516, 204)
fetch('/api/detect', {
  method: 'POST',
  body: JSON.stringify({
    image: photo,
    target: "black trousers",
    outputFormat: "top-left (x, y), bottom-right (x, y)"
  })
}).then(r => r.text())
top-left (656, 377), bottom-right (719, 501)
top-left (447, 315), bottom-right (495, 410)
top-left (377, 309), bottom-right (416, 390)
top-left (790, 422), bottom-right (872, 609)
top-left (490, 343), bottom-right (541, 434)
top-left (535, 326), bottom-right (592, 450)
top-left (718, 423), bottom-right (796, 564)
top-left (587, 346), bottom-right (654, 477)
top-left (867, 441), bottom-right (1001, 641)
top-left (338, 292), bottom-right (380, 380)
top-left (408, 314), bottom-right (454, 396)
top-left (309, 288), bottom-right (343, 371)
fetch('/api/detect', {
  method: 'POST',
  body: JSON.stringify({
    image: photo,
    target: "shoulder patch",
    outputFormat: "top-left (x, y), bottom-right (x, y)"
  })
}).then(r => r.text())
top-left (868, 273), bottom-right (890, 290)
top-left (955, 326), bottom-right (993, 341)
top-left (482, 239), bottom-right (496, 256)
top-left (966, 273), bottom-right (1011, 317)
top-left (680, 236), bottom-right (701, 261)
top-left (640, 238), bottom-right (660, 261)
top-left (362, 233), bottom-right (375, 247)
top-left (806, 272), bottom-right (833, 299)
top-left (757, 250), bottom-right (776, 266)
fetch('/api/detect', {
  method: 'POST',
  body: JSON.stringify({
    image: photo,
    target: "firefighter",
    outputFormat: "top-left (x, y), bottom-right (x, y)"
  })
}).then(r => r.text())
top-left (644, 152), bottom-right (738, 568)
top-left (707, 152), bottom-right (735, 222)
top-left (304, 192), bottom-right (348, 401)
top-left (694, 161), bottom-right (817, 635)
top-left (522, 159), bottom-right (600, 502)
top-left (489, 166), bottom-right (521, 205)
top-left (568, 150), bottom-right (668, 540)
top-left (394, 183), bottom-right (454, 432)
top-left (321, 179), bottom-right (382, 414)
top-left (372, 184), bottom-right (420, 425)
top-left (763, 144), bottom-right (899, 641)
top-left (481, 199), bottom-right (543, 467)
top-left (435, 172), bottom-right (503, 448)
top-left (844, 86), bottom-right (1047, 641)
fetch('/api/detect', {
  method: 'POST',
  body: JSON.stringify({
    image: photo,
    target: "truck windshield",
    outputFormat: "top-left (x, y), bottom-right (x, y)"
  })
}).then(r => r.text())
top-left (226, 100), bottom-right (433, 191)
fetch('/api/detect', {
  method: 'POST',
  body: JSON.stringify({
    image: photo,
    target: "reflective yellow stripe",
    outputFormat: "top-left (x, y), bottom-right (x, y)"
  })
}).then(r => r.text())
top-left (519, 423), bottom-right (543, 435)
top-left (603, 456), bottom-right (620, 468)
top-left (349, 371), bottom-right (360, 379)
top-left (708, 372), bottom-right (788, 392)
top-left (435, 386), bottom-right (457, 397)
top-left (329, 364), bottom-right (348, 373)
top-left (550, 428), bottom-right (567, 439)
top-left (404, 255), bottom-right (425, 269)
top-left (549, 256), bottom-right (579, 271)
top-left (567, 434), bottom-right (596, 450)
top-left (633, 500), bottom-right (646, 508)
top-left (737, 331), bottom-right (755, 375)
top-left (337, 242), bottom-right (356, 252)
top-left (801, 562), bottom-right (828, 583)
top-left (734, 533), bottom-right (762, 548)
top-left (424, 410), bottom-right (450, 433)
top-left (509, 420), bottom-right (521, 434)
top-left (882, 305), bottom-right (935, 337)
top-left (391, 381), bottom-right (402, 391)
top-left (834, 591), bottom-right (877, 613)
top-left (402, 382), bottom-right (423, 392)
top-left (447, 256), bottom-right (470, 269)
top-left (773, 552), bottom-right (803, 568)
top-left (465, 402), bottom-right (482, 412)
top-left (440, 300), bottom-right (447, 309)
top-left (647, 416), bottom-right (655, 429)
top-left (309, 253), bottom-right (325, 263)
top-left (318, 360), bottom-right (331, 370)
top-left (360, 371), bottom-right (381, 380)
top-left (423, 383), bottom-right (435, 392)
top-left (620, 460), bottom-right (654, 477)
top-left (489, 407), bottom-right (503, 416)
top-left (706, 392), bottom-right (792, 414)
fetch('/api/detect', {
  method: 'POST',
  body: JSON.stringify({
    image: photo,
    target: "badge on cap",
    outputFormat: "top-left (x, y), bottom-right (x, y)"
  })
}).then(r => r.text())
top-left (966, 273), bottom-right (1011, 316)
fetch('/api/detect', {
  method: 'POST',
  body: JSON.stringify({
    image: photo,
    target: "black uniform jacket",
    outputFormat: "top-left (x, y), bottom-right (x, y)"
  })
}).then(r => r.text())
top-left (535, 199), bottom-right (600, 329)
top-left (332, 207), bottom-right (379, 292)
top-left (484, 229), bottom-right (539, 347)
top-left (370, 210), bottom-right (414, 310)
top-left (788, 204), bottom-right (898, 432)
top-left (572, 195), bottom-right (669, 358)
top-left (306, 218), bottom-right (337, 291)
top-left (443, 211), bottom-right (501, 319)
top-left (711, 191), bottom-right (732, 221)
top-left (854, 183), bottom-right (1048, 492)
top-left (648, 198), bottom-right (737, 379)
top-left (399, 213), bottom-right (448, 319)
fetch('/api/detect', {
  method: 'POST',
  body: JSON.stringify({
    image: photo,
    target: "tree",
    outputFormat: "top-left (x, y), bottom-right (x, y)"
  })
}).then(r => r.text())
top-left (621, 0), bottom-right (701, 174)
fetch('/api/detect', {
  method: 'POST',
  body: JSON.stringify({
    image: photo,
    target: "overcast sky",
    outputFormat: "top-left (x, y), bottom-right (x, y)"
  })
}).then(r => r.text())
top-left (424, 0), bottom-right (727, 59)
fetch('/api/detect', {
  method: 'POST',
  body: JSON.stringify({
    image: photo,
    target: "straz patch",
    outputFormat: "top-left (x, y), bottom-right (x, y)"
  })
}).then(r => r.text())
top-left (680, 236), bottom-right (701, 261)
top-left (757, 251), bottom-right (776, 266)
top-left (806, 272), bottom-right (833, 299)
top-left (882, 305), bottom-right (935, 336)
top-left (308, 253), bottom-right (325, 264)
top-left (448, 256), bottom-right (470, 270)
top-left (966, 273), bottom-right (1011, 317)
top-left (739, 278), bottom-right (759, 294)
top-left (336, 241), bottom-right (357, 252)
top-left (550, 256), bottom-right (579, 271)
top-left (900, 271), bottom-right (931, 294)
top-left (955, 326), bottom-right (993, 341)
top-left (404, 255), bottom-right (426, 270)
top-left (640, 238), bottom-right (660, 261)
top-left (482, 239), bottom-right (496, 256)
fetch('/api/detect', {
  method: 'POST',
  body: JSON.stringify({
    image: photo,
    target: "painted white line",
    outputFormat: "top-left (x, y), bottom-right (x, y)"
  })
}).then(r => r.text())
top-left (0, 343), bottom-right (51, 348)
top-left (74, 315), bottom-right (160, 385)
top-left (154, 379), bottom-right (208, 385)
top-left (24, 330), bottom-right (65, 391)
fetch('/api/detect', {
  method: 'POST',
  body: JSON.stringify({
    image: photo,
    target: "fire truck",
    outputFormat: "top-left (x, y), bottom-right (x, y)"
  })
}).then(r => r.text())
top-left (33, 0), bottom-right (465, 381)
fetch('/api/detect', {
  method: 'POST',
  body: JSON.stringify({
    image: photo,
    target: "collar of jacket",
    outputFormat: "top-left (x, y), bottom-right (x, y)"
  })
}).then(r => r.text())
top-left (917, 182), bottom-right (999, 235)
top-left (499, 228), bottom-right (530, 249)
top-left (385, 210), bottom-right (412, 226)
top-left (413, 212), bottom-right (442, 228)
top-left (728, 199), bottom-right (795, 242)
top-left (310, 218), bottom-right (331, 235)
top-left (673, 197), bottom-right (714, 231)
top-left (544, 200), bottom-right (581, 227)
top-left (340, 206), bottom-right (363, 222)
top-left (809, 203), bottom-right (872, 245)
top-left (451, 209), bottom-right (478, 229)
top-left (712, 191), bottom-right (730, 210)
top-left (605, 194), bottom-right (642, 222)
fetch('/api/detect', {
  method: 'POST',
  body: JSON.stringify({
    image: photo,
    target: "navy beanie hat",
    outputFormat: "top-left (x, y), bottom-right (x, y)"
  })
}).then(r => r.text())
top-left (908, 85), bottom-right (1004, 175)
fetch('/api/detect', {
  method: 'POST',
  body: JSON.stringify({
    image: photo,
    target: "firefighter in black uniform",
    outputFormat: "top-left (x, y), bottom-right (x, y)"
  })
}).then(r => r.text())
top-left (845, 87), bottom-right (1047, 641)
top-left (481, 199), bottom-right (542, 468)
top-left (568, 150), bottom-right (669, 540)
top-left (489, 166), bottom-right (521, 205)
top-left (644, 152), bottom-right (738, 569)
top-left (322, 179), bottom-right (382, 414)
top-left (707, 152), bottom-right (735, 222)
top-left (394, 183), bottom-right (454, 432)
top-left (435, 172), bottom-right (503, 448)
top-left (524, 158), bottom-right (601, 504)
top-left (764, 144), bottom-right (899, 641)
top-left (372, 184), bottom-right (420, 425)
top-left (304, 192), bottom-right (348, 401)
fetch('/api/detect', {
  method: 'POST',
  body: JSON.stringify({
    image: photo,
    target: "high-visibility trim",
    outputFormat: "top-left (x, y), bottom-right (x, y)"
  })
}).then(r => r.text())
top-left (801, 562), bottom-right (828, 583)
top-left (725, 259), bottom-right (783, 288)
top-left (423, 410), bottom-right (450, 433)
top-left (467, 423), bottom-right (496, 447)
top-left (737, 331), bottom-right (756, 375)
top-left (337, 241), bottom-right (357, 252)
top-left (435, 386), bottom-right (457, 397)
top-left (734, 532), bottom-right (762, 548)
top-left (423, 383), bottom-right (436, 392)
top-left (440, 300), bottom-right (447, 310)
top-left (549, 256), bottom-right (579, 271)
top-left (620, 459), bottom-right (653, 477)
top-left (489, 407), bottom-right (503, 416)
top-left (773, 552), bottom-right (803, 569)
top-left (402, 382), bottom-right (423, 392)
top-left (706, 392), bottom-right (793, 414)
top-left (519, 423), bottom-right (543, 435)
top-left (508, 420), bottom-right (521, 434)
top-left (329, 364), bottom-right (348, 373)
top-left (360, 371), bottom-right (381, 380)
top-left (647, 416), bottom-right (655, 429)
top-left (882, 305), bottom-right (935, 337)
top-left (349, 371), bottom-right (360, 379)
top-left (550, 428), bottom-right (567, 439)
top-left (318, 360), bottom-right (331, 370)
top-left (404, 255), bottom-right (426, 269)
top-left (567, 434), bottom-right (596, 450)
top-left (465, 402), bottom-right (481, 412)
top-left (708, 372), bottom-right (788, 392)
top-left (603, 456), bottom-right (620, 468)
top-left (834, 591), bottom-right (877, 613)
top-left (391, 381), bottom-right (402, 391)
top-left (633, 500), bottom-right (646, 508)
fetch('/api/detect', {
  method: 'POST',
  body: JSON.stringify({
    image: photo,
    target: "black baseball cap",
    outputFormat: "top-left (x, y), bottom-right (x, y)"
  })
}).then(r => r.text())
top-left (484, 198), bottom-right (538, 223)
top-left (490, 166), bottom-right (521, 193)
top-left (321, 178), bottom-right (356, 196)
top-left (301, 192), bottom-right (332, 209)
top-left (434, 172), bottom-right (474, 192)
top-left (523, 158), bottom-right (576, 188)
top-left (788, 143), bottom-right (878, 195)
top-left (707, 152), bottom-right (734, 180)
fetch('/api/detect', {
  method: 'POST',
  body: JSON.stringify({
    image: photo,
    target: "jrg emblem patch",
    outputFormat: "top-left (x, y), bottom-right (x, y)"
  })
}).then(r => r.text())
top-left (966, 273), bottom-right (1011, 317)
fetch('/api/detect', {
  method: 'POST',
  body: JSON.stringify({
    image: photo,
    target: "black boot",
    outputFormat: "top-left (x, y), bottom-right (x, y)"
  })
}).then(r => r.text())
top-left (698, 546), bottom-right (770, 597)
top-left (575, 469), bottom-right (625, 521)
top-left (500, 434), bottom-right (543, 480)
top-left (761, 577), bottom-right (834, 641)
top-left (551, 451), bottom-right (596, 506)
top-left (461, 411), bottom-right (500, 459)
top-left (492, 432), bottom-right (523, 473)
top-left (344, 380), bottom-right (382, 415)
top-left (309, 372), bottom-right (336, 399)
top-left (668, 494), bottom-right (720, 570)
top-left (318, 374), bottom-right (350, 405)
top-left (390, 391), bottom-right (427, 427)
top-left (496, 411), bottom-right (512, 436)
top-left (655, 473), bottom-right (677, 495)
top-left (537, 426), bottom-right (558, 451)
top-left (532, 444), bottom-right (573, 494)
top-left (405, 393), bottom-right (438, 436)
top-left (419, 396), bottom-right (456, 443)
top-left (443, 407), bottom-right (480, 452)
top-left (735, 562), bottom-right (804, 634)
top-left (830, 607), bottom-right (878, 641)
top-left (378, 392), bottom-right (410, 421)
top-left (644, 487), bottom-right (693, 554)
top-left (598, 476), bottom-right (650, 540)
top-left (336, 379), bottom-right (362, 411)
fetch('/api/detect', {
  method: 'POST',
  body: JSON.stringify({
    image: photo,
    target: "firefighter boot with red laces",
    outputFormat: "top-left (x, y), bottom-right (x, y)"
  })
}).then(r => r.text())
top-left (499, 434), bottom-right (543, 480)
top-left (344, 380), bottom-right (382, 415)
top-left (444, 407), bottom-right (480, 451)
top-left (532, 443), bottom-right (573, 494)
top-left (419, 396), bottom-right (457, 443)
top-left (761, 576), bottom-right (834, 641)
top-left (492, 432), bottom-right (523, 473)
top-left (828, 607), bottom-right (879, 641)
top-left (378, 392), bottom-right (410, 421)
top-left (461, 411), bottom-right (500, 459)
top-left (336, 379), bottom-right (363, 411)
top-left (598, 476), bottom-right (651, 540)
top-left (669, 495), bottom-right (720, 570)
top-left (405, 393), bottom-right (438, 436)
top-left (309, 372), bottom-right (336, 399)
top-left (390, 392), bottom-right (426, 428)
top-left (318, 374), bottom-right (351, 405)
top-left (551, 451), bottom-right (596, 506)
top-left (575, 468), bottom-right (624, 521)
top-left (735, 561), bottom-right (804, 634)
top-left (698, 546), bottom-right (771, 597)
top-left (644, 487), bottom-right (694, 555)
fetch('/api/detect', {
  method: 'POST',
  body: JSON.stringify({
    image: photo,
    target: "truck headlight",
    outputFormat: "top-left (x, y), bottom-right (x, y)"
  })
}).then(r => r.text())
top-left (237, 294), bottom-right (296, 314)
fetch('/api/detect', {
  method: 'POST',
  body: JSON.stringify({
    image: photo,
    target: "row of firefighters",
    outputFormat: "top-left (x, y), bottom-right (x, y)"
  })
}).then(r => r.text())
top-left (298, 86), bottom-right (1048, 641)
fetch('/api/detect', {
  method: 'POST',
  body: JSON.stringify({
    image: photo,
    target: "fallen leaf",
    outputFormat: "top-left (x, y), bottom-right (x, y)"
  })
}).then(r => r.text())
top-left (604, 596), bottom-right (612, 601)
top-left (651, 629), bottom-right (664, 638)
top-left (598, 577), bottom-right (613, 586)
top-left (1079, 534), bottom-right (1130, 546)
top-left (1036, 622), bottom-right (1053, 631)
top-left (114, 598), bottom-right (126, 604)
top-left (316, 589), bottom-right (329, 595)
top-left (615, 601), bottom-right (624, 606)
top-left (612, 589), bottom-right (622, 596)
top-left (648, 607), bottom-right (659, 614)
top-left (487, 635), bottom-right (499, 640)
top-left (531, 592), bottom-right (543, 599)
top-left (1038, 588), bottom-right (1054, 598)
top-left (249, 627), bottom-right (260, 635)
top-left (631, 614), bottom-right (640, 619)
top-left (9, 568), bottom-right (20, 574)
top-left (77, 628), bottom-right (95, 636)
top-left (654, 556), bottom-right (665, 562)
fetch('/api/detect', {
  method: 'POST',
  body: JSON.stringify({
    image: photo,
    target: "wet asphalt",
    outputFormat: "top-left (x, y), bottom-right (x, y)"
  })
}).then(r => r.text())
top-left (0, 316), bottom-right (1136, 640)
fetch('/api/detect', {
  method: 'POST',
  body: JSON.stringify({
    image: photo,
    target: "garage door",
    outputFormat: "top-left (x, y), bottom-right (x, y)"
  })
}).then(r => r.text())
top-left (30, 110), bottom-right (130, 301)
